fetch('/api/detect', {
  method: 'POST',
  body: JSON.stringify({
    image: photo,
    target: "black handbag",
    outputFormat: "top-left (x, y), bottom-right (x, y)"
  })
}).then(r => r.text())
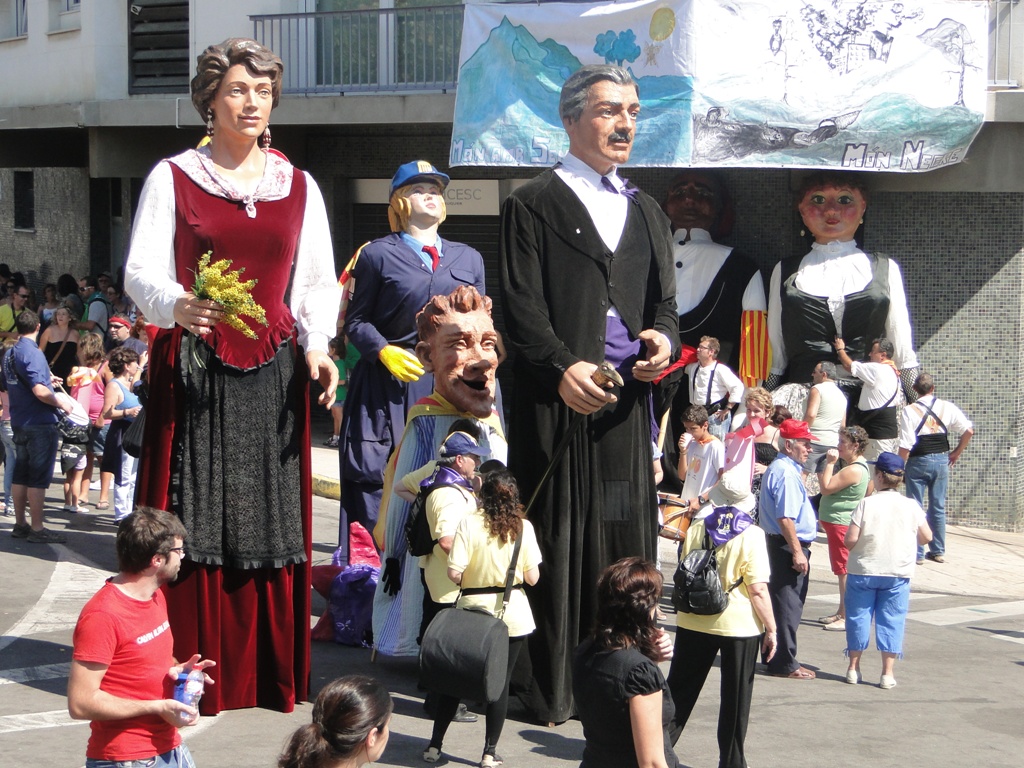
top-left (122, 382), bottom-right (147, 458)
top-left (419, 535), bottom-right (523, 703)
top-left (122, 408), bottom-right (146, 458)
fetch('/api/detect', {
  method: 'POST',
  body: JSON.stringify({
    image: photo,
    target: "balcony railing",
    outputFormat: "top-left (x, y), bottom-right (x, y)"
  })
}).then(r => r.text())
top-left (991, 0), bottom-right (1022, 87)
top-left (252, 6), bottom-right (463, 94)
top-left (254, 3), bottom-right (1021, 96)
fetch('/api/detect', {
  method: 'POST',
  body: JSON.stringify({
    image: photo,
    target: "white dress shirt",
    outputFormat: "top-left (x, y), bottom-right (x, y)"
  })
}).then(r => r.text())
top-left (672, 228), bottom-right (766, 315)
top-left (685, 360), bottom-right (745, 407)
top-left (554, 152), bottom-right (628, 252)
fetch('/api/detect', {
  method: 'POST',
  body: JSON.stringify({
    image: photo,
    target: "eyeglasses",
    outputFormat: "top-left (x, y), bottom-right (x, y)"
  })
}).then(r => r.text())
top-left (166, 547), bottom-right (186, 556)
top-left (16, 293), bottom-right (29, 299)
top-left (697, 345), bottom-right (713, 352)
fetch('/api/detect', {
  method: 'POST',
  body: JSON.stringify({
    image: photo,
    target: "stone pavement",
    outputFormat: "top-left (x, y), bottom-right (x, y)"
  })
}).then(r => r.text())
top-left (0, 436), bottom-right (1021, 768)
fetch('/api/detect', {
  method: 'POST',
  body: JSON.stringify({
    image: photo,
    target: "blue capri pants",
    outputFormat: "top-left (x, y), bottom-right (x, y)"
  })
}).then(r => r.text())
top-left (844, 574), bottom-right (911, 656)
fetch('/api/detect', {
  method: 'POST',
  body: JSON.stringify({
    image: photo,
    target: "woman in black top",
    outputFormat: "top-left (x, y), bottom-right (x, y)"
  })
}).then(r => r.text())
top-left (573, 557), bottom-right (678, 768)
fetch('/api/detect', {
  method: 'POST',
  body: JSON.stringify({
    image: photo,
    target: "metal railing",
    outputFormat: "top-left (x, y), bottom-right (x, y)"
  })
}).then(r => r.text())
top-left (254, 4), bottom-right (1021, 95)
top-left (252, 6), bottom-right (463, 94)
top-left (991, 0), bottom-right (1022, 87)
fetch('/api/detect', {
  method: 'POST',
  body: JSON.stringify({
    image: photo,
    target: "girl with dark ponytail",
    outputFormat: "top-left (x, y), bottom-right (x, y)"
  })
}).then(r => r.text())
top-left (278, 675), bottom-right (392, 768)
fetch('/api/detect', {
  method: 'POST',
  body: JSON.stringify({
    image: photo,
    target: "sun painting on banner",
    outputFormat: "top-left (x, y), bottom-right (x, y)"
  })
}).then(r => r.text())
top-left (645, 6), bottom-right (677, 65)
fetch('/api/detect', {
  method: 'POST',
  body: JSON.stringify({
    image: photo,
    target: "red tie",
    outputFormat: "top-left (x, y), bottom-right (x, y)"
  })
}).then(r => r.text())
top-left (422, 245), bottom-right (440, 272)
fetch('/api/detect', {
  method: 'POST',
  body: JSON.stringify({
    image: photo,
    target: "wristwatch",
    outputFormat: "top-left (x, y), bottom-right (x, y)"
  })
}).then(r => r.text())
top-left (698, 494), bottom-right (709, 506)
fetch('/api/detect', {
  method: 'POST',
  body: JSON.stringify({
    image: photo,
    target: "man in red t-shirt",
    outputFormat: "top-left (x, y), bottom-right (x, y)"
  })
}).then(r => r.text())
top-left (68, 507), bottom-right (216, 767)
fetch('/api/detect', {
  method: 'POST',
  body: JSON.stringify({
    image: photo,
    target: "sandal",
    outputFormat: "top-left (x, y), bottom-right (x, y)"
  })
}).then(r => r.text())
top-left (95, 501), bottom-right (109, 510)
top-left (817, 613), bottom-right (843, 625)
top-left (768, 666), bottom-right (816, 679)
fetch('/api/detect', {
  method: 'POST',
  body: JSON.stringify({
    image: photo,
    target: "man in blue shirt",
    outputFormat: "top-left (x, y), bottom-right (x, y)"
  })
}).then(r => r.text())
top-left (4, 309), bottom-right (74, 544)
top-left (759, 418), bottom-right (818, 678)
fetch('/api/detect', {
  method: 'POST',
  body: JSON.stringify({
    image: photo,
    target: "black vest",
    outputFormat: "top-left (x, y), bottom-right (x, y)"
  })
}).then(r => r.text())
top-left (677, 248), bottom-right (759, 372)
top-left (779, 251), bottom-right (891, 383)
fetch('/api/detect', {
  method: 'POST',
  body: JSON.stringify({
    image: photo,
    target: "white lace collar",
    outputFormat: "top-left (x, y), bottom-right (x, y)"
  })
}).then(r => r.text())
top-left (167, 146), bottom-right (294, 218)
top-left (808, 239), bottom-right (861, 258)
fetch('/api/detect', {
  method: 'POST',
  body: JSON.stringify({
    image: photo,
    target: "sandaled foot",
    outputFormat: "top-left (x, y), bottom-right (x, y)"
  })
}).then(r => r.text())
top-left (95, 501), bottom-right (109, 510)
top-left (769, 666), bottom-right (816, 679)
top-left (817, 613), bottom-right (843, 625)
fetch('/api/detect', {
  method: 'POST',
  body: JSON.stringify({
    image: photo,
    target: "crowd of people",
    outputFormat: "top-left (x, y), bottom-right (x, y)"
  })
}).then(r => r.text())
top-left (1, 270), bottom-right (152, 542)
top-left (0, 45), bottom-right (980, 768)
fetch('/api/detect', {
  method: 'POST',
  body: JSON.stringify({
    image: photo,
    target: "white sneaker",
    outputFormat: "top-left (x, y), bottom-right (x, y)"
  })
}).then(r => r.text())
top-left (879, 674), bottom-right (897, 689)
top-left (845, 669), bottom-right (860, 685)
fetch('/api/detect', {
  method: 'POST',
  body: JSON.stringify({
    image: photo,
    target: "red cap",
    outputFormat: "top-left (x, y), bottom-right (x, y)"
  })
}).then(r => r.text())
top-left (778, 419), bottom-right (814, 441)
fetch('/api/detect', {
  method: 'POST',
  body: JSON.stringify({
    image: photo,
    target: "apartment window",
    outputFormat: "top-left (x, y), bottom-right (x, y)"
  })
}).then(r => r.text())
top-left (1, 0), bottom-right (28, 38)
top-left (13, 172), bottom-right (34, 231)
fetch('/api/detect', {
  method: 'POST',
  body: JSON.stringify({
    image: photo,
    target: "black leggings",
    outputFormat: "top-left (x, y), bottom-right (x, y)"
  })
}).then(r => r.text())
top-left (429, 636), bottom-right (526, 756)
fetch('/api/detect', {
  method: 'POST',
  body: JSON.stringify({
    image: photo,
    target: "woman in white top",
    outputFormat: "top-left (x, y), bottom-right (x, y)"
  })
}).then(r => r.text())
top-left (425, 468), bottom-right (541, 768)
top-left (843, 452), bottom-right (932, 689)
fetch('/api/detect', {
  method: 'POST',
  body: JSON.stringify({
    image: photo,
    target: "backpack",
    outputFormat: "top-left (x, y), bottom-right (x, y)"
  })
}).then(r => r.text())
top-left (672, 529), bottom-right (743, 615)
top-left (84, 292), bottom-right (112, 336)
top-left (405, 480), bottom-right (461, 557)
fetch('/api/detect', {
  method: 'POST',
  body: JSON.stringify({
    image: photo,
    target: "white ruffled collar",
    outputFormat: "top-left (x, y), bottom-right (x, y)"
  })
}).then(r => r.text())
top-left (808, 239), bottom-right (861, 258)
top-left (167, 146), bottom-right (293, 218)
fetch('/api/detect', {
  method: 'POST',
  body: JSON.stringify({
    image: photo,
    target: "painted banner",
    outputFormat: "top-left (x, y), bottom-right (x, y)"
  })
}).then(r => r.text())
top-left (450, 0), bottom-right (988, 171)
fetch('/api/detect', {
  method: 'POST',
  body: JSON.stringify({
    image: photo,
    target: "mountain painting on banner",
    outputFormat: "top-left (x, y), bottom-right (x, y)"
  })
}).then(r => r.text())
top-left (450, 0), bottom-right (988, 172)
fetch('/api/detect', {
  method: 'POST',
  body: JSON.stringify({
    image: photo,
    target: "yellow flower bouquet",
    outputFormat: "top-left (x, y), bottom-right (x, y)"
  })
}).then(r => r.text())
top-left (192, 251), bottom-right (268, 340)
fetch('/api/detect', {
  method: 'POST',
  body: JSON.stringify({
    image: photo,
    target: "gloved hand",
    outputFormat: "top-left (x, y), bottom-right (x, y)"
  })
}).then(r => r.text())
top-left (379, 345), bottom-right (424, 383)
top-left (380, 557), bottom-right (402, 596)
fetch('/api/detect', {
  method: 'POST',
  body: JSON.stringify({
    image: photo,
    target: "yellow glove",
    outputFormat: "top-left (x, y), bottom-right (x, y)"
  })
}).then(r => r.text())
top-left (379, 345), bottom-right (424, 383)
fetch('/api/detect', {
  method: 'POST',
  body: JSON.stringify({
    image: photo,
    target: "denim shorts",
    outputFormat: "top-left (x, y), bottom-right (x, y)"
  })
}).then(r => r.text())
top-left (86, 745), bottom-right (196, 768)
top-left (12, 424), bottom-right (59, 489)
top-left (90, 422), bottom-right (110, 455)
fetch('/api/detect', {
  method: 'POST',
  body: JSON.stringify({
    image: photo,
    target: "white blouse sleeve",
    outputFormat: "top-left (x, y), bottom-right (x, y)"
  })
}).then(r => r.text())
top-left (767, 262), bottom-right (787, 375)
top-left (290, 172), bottom-right (341, 354)
top-left (123, 162), bottom-right (183, 329)
top-left (741, 269), bottom-right (767, 313)
top-left (884, 259), bottom-right (918, 370)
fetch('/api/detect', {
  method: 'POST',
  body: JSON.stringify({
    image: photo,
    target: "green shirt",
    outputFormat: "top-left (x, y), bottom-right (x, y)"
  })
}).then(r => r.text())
top-left (818, 458), bottom-right (869, 525)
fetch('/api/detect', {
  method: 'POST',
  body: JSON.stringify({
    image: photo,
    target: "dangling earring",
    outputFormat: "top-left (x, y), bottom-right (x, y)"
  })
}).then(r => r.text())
top-left (206, 109), bottom-right (214, 138)
top-left (262, 125), bottom-right (272, 150)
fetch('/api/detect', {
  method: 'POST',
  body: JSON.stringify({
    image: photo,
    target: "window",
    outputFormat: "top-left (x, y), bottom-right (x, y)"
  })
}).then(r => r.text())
top-left (48, 0), bottom-right (80, 33)
top-left (13, 172), bottom-right (34, 231)
top-left (1, 0), bottom-right (28, 38)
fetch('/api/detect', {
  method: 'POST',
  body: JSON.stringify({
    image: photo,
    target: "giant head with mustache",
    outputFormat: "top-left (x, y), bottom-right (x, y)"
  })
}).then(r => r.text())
top-left (560, 64), bottom-right (639, 174)
top-left (415, 285), bottom-right (499, 418)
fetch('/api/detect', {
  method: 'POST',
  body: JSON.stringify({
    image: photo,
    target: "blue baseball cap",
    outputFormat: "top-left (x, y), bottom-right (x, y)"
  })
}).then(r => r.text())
top-left (874, 452), bottom-right (905, 474)
top-left (389, 160), bottom-right (450, 197)
top-left (439, 431), bottom-right (490, 459)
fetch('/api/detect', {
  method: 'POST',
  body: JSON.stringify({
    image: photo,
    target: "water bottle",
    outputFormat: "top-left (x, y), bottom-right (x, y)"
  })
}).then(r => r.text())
top-left (173, 668), bottom-right (205, 722)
